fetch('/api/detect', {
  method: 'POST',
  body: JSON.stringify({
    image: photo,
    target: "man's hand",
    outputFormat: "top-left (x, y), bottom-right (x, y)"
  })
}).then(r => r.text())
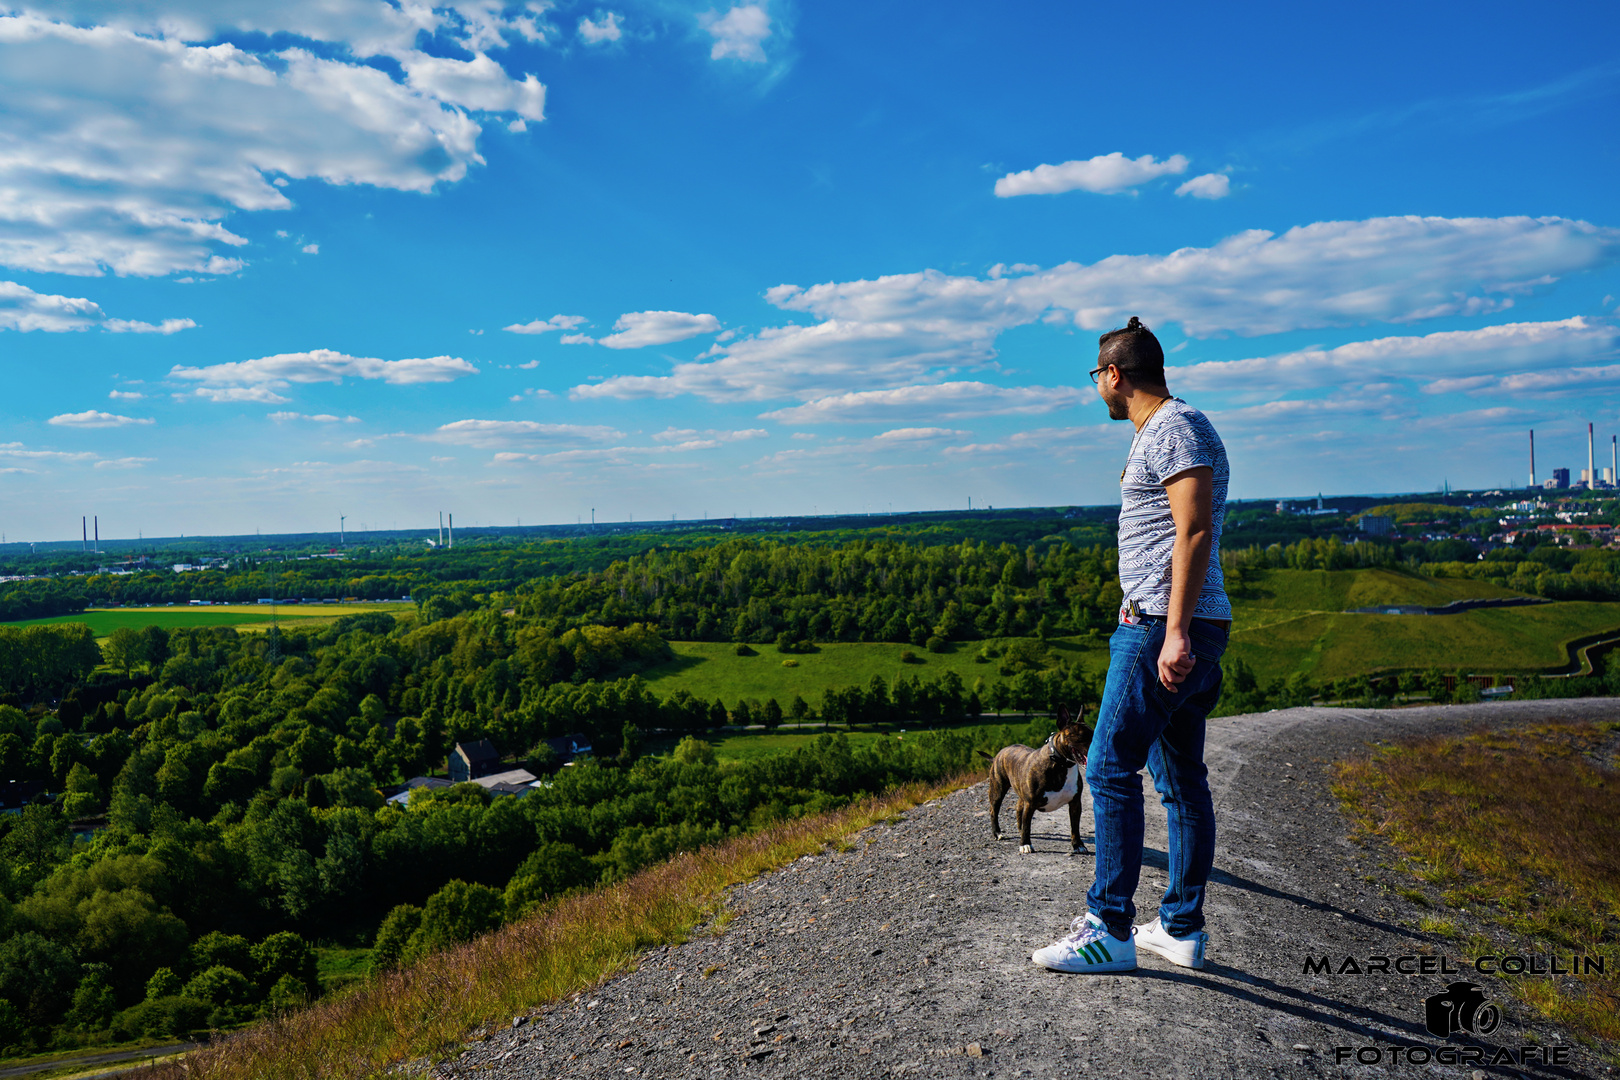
top-left (1158, 627), bottom-right (1196, 693)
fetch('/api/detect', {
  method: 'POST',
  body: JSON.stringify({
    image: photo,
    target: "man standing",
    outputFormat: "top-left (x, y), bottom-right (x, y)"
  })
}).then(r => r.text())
top-left (1032, 316), bottom-right (1230, 974)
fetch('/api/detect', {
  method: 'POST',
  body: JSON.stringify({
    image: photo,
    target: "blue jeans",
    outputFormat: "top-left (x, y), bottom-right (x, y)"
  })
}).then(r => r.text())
top-left (1086, 617), bottom-right (1227, 940)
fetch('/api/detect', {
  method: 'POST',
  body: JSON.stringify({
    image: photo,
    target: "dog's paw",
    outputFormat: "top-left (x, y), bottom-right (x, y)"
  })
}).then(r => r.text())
top-left (992, 833), bottom-right (1003, 842)
top-left (1018, 844), bottom-right (1033, 854)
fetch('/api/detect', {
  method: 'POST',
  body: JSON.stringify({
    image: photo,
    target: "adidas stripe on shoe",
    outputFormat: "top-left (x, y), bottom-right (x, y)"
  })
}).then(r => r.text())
top-left (1031, 912), bottom-right (1137, 973)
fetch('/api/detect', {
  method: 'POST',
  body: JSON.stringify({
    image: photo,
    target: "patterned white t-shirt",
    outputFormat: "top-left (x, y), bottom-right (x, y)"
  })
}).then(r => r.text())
top-left (1117, 398), bottom-right (1231, 620)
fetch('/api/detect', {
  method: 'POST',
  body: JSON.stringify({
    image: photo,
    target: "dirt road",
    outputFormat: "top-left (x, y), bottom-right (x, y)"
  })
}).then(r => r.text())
top-left (439, 700), bottom-right (1618, 1079)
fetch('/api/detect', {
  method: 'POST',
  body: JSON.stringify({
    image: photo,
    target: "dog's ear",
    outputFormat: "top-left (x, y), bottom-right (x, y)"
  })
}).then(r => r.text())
top-left (1056, 705), bottom-right (1071, 729)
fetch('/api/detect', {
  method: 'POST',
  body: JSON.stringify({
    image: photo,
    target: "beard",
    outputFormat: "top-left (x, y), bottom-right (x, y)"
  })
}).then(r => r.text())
top-left (1103, 393), bottom-right (1130, 421)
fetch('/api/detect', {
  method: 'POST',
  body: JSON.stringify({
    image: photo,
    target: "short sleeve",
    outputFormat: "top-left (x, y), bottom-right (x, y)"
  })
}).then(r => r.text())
top-left (1146, 413), bottom-right (1216, 484)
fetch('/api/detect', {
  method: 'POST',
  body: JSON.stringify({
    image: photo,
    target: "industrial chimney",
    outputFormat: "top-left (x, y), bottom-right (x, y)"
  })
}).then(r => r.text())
top-left (1528, 430), bottom-right (1536, 488)
top-left (1589, 423), bottom-right (1597, 490)
top-left (448, 513), bottom-right (453, 549)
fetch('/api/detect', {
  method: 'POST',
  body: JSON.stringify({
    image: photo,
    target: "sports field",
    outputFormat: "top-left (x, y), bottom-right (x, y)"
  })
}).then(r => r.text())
top-left (8, 604), bottom-right (402, 637)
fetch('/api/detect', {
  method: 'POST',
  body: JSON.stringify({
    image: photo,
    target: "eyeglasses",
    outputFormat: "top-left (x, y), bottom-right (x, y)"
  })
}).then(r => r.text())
top-left (1088, 364), bottom-right (1111, 384)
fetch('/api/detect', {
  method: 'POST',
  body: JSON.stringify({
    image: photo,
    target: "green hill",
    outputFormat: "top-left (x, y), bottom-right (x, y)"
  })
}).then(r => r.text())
top-left (1228, 566), bottom-right (1522, 613)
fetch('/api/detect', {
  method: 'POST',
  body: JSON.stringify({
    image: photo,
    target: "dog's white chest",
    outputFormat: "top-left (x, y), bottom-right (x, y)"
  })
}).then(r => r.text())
top-left (1040, 764), bottom-right (1080, 811)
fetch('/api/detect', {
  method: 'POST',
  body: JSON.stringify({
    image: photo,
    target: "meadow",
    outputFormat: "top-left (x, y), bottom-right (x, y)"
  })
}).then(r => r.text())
top-left (635, 567), bottom-right (1620, 704)
top-left (8, 604), bottom-right (401, 637)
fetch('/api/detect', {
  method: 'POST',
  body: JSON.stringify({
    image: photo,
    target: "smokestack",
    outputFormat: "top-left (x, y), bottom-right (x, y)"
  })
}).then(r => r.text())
top-left (1590, 422), bottom-right (1597, 491)
top-left (438, 511), bottom-right (443, 548)
top-left (94, 516), bottom-right (98, 554)
top-left (1528, 430), bottom-right (1536, 488)
top-left (448, 513), bottom-right (453, 549)
top-left (1612, 435), bottom-right (1617, 489)
top-left (82, 516), bottom-right (87, 552)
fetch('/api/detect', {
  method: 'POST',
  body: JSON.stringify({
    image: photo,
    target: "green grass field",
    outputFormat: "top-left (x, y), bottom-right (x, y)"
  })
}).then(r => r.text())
top-left (1226, 601), bottom-right (1620, 682)
top-left (8, 604), bottom-right (401, 636)
top-left (639, 569), bottom-right (1620, 701)
top-left (637, 637), bottom-right (1105, 705)
top-left (1229, 566), bottom-right (1522, 611)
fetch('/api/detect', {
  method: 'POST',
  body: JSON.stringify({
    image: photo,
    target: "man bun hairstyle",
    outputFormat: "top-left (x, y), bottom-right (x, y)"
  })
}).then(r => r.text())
top-left (1098, 316), bottom-right (1166, 388)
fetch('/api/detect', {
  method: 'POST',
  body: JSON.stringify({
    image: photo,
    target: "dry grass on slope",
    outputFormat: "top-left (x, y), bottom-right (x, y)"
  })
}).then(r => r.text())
top-left (1334, 721), bottom-right (1620, 1044)
top-left (143, 772), bottom-right (978, 1080)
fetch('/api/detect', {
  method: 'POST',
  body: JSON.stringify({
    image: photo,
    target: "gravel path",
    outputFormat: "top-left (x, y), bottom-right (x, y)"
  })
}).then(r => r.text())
top-left (440, 700), bottom-right (1620, 1080)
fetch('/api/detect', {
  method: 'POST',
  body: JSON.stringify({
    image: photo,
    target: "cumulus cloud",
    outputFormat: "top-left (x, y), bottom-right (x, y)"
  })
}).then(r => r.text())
top-left (1, 280), bottom-right (194, 333)
top-left (93, 456), bottom-right (152, 469)
top-left (301, 243), bottom-right (319, 254)
top-left (171, 349), bottom-right (476, 395)
top-left (578, 12), bottom-right (622, 42)
top-left (1176, 173), bottom-right (1231, 199)
top-left (995, 153), bottom-right (1188, 197)
top-left (581, 215), bottom-right (1619, 406)
top-left (762, 382), bottom-right (1084, 423)
top-left (1174, 318), bottom-right (1619, 394)
top-left (597, 310), bottom-right (722, 349)
top-left (47, 410), bottom-right (154, 428)
top-left (424, 419), bottom-right (624, 449)
top-left (503, 314), bottom-right (589, 335)
top-left (0, 7), bottom-right (545, 277)
top-left (701, 4), bottom-right (770, 62)
top-left (108, 390), bottom-right (144, 400)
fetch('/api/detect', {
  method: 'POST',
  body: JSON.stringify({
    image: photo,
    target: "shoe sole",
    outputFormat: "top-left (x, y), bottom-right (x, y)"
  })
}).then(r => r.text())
top-left (1030, 947), bottom-right (1137, 973)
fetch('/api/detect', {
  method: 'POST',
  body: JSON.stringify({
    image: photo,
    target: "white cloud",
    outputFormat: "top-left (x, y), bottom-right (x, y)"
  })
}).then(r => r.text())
top-left (269, 411), bottom-right (361, 423)
top-left (598, 310), bottom-right (721, 349)
top-left (700, 5), bottom-right (770, 62)
top-left (578, 215), bottom-right (1620, 407)
top-left (0, 441), bottom-right (96, 462)
top-left (1, 280), bottom-right (194, 333)
top-left (108, 390), bottom-right (144, 400)
top-left (651, 427), bottom-right (768, 442)
top-left (559, 332), bottom-right (594, 345)
top-left (47, 410), bottom-right (154, 428)
top-left (189, 386), bottom-right (290, 404)
top-left (503, 314), bottom-right (589, 335)
top-left (871, 427), bottom-right (970, 442)
top-left (0, 9), bottom-right (545, 277)
top-left (1175, 318), bottom-right (1618, 394)
top-left (425, 419), bottom-right (624, 449)
top-left (301, 243), bottom-right (319, 254)
top-left (761, 382), bottom-right (1084, 423)
top-left (578, 12), bottom-right (622, 43)
top-left (1176, 173), bottom-right (1231, 200)
top-left (171, 350), bottom-right (476, 395)
top-left (994, 153), bottom-right (1188, 197)
top-left (518, 360), bottom-right (541, 369)
top-left (93, 456), bottom-right (152, 469)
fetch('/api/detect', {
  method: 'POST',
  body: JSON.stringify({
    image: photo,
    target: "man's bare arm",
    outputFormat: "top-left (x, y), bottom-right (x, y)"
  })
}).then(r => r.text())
top-left (1158, 466), bottom-right (1215, 693)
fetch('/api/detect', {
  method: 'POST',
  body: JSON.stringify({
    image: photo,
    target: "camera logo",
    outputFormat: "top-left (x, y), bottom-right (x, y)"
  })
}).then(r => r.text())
top-left (1424, 982), bottom-right (1501, 1037)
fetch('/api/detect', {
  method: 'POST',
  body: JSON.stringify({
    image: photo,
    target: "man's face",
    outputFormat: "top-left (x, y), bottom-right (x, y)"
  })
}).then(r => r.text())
top-left (1096, 359), bottom-right (1130, 420)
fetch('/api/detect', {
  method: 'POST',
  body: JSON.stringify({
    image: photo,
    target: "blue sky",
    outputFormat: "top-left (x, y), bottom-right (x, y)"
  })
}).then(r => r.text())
top-left (2, 0), bottom-right (1618, 539)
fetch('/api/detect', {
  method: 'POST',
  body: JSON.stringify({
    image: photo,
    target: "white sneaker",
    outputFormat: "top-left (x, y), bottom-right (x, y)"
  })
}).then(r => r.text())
top-left (1133, 916), bottom-right (1208, 969)
top-left (1031, 912), bottom-right (1136, 973)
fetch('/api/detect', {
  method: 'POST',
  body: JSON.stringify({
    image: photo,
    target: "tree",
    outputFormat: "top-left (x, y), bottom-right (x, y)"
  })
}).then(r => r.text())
top-left (788, 694), bottom-right (810, 723)
top-left (401, 880), bottom-right (504, 966)
top-left (761, 698), bottom-right (783, 730)
top-left (371, 905), bottom-right (423, 971)
top-left (102, 626), bottom-right (143, 676)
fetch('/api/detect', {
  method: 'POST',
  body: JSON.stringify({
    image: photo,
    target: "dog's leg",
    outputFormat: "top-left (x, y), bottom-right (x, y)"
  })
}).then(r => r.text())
top-left (1068, 793), bottom-right (1087, 855)
top-left (987, 765), bottom-right (1007, 841)
top-left (1017, 800), bottom-right (1035, 853)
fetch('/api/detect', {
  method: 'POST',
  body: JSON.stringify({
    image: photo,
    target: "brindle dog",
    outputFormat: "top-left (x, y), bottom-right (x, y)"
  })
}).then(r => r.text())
top-left (977, 706), bottom-right (1092, 854)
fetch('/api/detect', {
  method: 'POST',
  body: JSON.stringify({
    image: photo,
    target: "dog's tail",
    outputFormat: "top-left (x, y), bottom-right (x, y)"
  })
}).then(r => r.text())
top-left (975, 749), bottom-right (995, 761)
